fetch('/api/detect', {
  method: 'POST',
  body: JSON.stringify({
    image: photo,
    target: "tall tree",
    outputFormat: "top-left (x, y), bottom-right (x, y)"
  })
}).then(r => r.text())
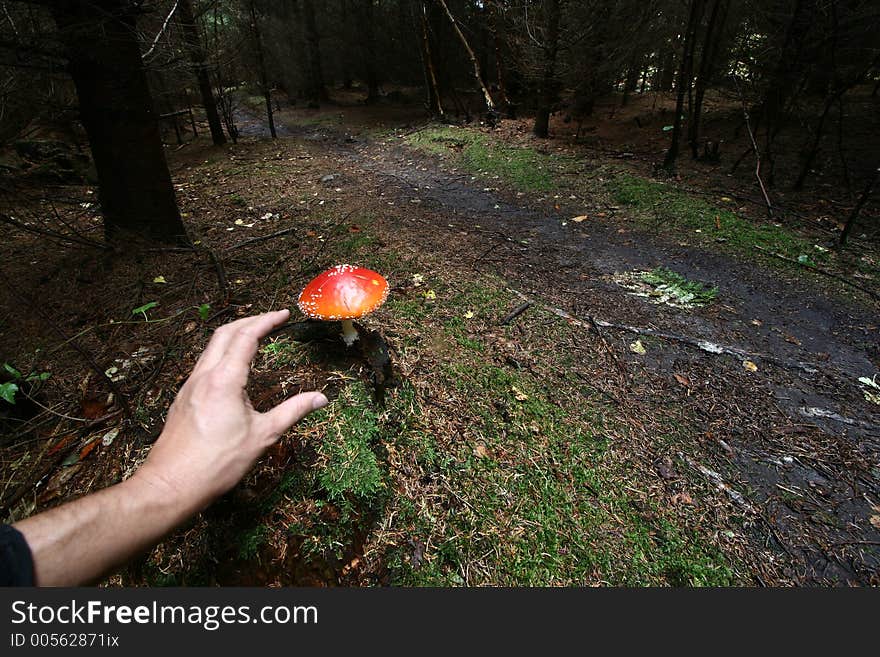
top-left (662, 0), bottom-right (705, 171)
top-left (302, 0), bottom-right (327, 102)
top-left (358, 0), bottom-right (380, 103)
top-left (49, 0), bottom-right (185, 243)
top-left (248, 0), bottom-right (276, 138)
top-left (419, 0), bottom-right (444, 118)
top-left (533, 0), bottom-right (562, 138)
top-left (688, 0), bottom-right (729, 159)
top-left (178, 0), bottom-right (226, 146)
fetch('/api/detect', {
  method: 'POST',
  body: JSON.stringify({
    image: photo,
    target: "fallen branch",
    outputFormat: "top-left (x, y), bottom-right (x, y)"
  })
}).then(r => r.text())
top-left (499, 301), bottom-right (532, 325)
top-left (0, 212), bottom-right (107, 250)
top-left (509, 288), bottom-right (827, 375)
top-left (0, 268), bottom-right (134, 422)
top-left (733, 75), bottom-right (773, 217)
top-left (205, 248), bottom-right (228, 301)
top-left (680, 452), bottom-right (754, 512)
top-left (799, 406), bottom-right (880, 431)
top-left (753, 245), bottom-right (879, 303)
top-left (226, 226), bottom-right (297, 251)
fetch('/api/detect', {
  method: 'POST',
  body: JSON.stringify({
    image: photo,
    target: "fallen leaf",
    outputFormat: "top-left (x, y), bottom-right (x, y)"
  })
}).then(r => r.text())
top-left (101, 427), bottom-right (120, 447)
top-left (234, 219), bottom-right (245, 225)
top-left (424, 289), bottom-right (436, 300)
top-left (743, 360), bottom-right (758, 372)
top-left (47, 434), bottom-right (76, 456)
top-left (474, 444), bottom-right (489, 458)
top-left (673, 373), bottom-right (691, 387)
top-left (511, 386), bottom-right (529, 402)
top-left (671, 492), bottom-right (694, 505)
top-left (152, 275), bottom-right (167, 284)
top-left (720, 196), bottom-right (732, 202)
top-left (78, 438), bottom-right (101, 461)
top-left (42, 463), bottom-right (81, 494)
top-left (783, 333), bottom-right (801, 346)
top-left (870, 515), bottom-right (880, 529)
top-left (571, 215), bottom-right (588, 223)
top-left (751, 319), bottom-right (763, 326)
top-left (629, 340), bottom-right (647, 355)
top-left (464, 310), bottom-right (474, 319)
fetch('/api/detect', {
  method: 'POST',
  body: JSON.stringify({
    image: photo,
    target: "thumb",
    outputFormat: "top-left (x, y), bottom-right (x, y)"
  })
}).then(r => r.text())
top-left (261, 391), bottom-right (329, 440)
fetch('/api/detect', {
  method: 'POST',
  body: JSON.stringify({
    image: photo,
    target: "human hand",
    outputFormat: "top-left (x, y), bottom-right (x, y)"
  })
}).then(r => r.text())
top-left (134, 309), bottom-right (328, 512)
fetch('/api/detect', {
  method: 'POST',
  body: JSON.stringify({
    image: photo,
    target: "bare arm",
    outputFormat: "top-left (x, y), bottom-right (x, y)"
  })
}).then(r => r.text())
top-left (14, 309), bottom-right (327, 586)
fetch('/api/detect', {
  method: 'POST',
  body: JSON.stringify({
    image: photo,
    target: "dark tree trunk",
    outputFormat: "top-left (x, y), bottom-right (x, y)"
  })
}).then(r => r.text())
top-left (488, 0), bottom-right (512, 116)
top-left (302, 0), bottom-right (327, 102)
top-left (360, 0), bottom-right (380, 103)
top-left (533, 0), bottom-right (561, 138)
top-left (839, 166), bottom-right (878, 246)
top-left (419, 0), bottom-right (444, 117)
top-left (341, 0), bottom-right (352, 89)
top-left (621, 58), bottom-right (642, 106)
top-left (658, 42), bottom-right (677, 92)
top-left (49, 0), bottom-right (185, 244)
top-left (178, 0), bottom-right (226, 146)
top-left (249, 0), bottom-right (276, 138)
top-left (793, 93), bottom-right (837, 190)
top-left (662, 0), bottom-right (705, 171)
top-left (688, 0), bottom-right (729, 158)
top-left (756, 0), bottom-right (813, 182)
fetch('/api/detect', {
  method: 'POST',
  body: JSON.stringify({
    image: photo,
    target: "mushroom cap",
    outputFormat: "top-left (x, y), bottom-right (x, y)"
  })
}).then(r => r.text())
top-left (297, 264), bottom-right (389, 320)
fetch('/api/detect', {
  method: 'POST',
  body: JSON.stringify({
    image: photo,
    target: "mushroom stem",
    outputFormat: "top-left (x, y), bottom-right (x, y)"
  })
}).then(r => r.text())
top-left (340, 319), bottom-right (359, 346)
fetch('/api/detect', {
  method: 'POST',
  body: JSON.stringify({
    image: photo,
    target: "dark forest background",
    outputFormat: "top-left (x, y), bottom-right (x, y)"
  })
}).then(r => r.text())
top-left (0, 0), bottom-right (878, 245)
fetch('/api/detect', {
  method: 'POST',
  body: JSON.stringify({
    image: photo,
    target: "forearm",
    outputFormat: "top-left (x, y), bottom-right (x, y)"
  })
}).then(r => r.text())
top-left (13, 473), bottom-right (196, 586)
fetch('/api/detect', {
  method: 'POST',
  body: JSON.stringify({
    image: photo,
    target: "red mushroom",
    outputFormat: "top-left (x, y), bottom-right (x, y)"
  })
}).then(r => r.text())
top-left (297, 264), bottom-right (389, 346)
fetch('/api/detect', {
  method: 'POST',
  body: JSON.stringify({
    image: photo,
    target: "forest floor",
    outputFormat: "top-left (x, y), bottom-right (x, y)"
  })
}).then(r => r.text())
top-left (1, 91), bottom-right (878, 586)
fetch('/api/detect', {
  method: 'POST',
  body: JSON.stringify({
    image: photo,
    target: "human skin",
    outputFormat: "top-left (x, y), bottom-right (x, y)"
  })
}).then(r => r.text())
top-left (13, 309), bottom-right (328, 586)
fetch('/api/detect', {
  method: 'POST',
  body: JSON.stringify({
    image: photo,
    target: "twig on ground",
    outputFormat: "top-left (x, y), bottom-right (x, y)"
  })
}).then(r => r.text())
top-left (509, 288), bottom-right (829, 375)
top-left (0, 268), bottom-right (134, 422)
top-left (205, 248), bottom-right (228, 301)
top-left (0, 212), bottom-right (107, 250)
top-left (752, 245), bottom-right (879, 302)
top-left (499, 301), bottom-right (532, 325)
top-left (226, 226), bottom-right (297, 251)
top-left (733, 75), bottom-right (773, 217)
top-left (680, 452), bottom-right (754, 512)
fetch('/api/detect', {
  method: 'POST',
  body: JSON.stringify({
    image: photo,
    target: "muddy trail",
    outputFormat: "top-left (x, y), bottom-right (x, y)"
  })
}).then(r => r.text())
top-left (238, 106), bottom-right (880, 584)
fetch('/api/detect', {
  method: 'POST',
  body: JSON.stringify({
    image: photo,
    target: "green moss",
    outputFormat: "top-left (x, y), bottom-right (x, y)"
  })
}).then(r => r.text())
top-left (610, 174), bottom-right (827, 264)
top-left (406, 127), bottom-right (559, 192)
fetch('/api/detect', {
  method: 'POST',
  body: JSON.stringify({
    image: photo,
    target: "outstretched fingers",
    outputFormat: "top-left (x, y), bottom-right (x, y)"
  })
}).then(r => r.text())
top-left (260, 391), bottom-right (329, 441)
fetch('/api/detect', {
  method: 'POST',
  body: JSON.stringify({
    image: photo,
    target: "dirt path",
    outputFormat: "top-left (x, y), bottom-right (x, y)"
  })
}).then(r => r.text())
top-left (235, 106), bottom-right (880, 584)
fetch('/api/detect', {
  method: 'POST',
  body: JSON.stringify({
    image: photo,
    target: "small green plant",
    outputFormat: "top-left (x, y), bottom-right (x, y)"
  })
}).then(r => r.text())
top-left (237, 525), bottom-right (269, 560)
top-left (131, 301), bottom-right (158, 321)
top-left (1, 363), bottom-right (50, 404)
top-left (197, 303), bottom-right (211, 322)
top-left (641, 267), bottom-right (718, 306)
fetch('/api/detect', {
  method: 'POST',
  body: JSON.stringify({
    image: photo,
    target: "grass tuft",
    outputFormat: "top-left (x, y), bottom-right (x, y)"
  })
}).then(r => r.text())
top-left (406, 127), bottom-right (558, 192)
